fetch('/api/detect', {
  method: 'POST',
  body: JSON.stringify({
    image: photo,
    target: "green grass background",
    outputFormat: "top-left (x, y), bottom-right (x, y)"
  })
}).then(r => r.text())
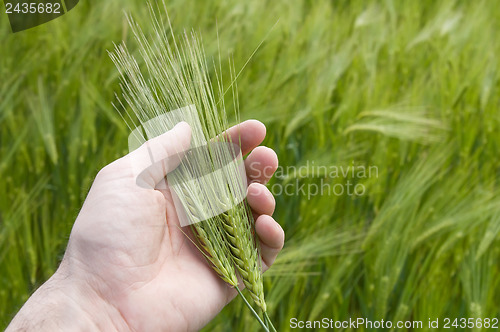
top-left (1, 0), bottom-right (500, 330)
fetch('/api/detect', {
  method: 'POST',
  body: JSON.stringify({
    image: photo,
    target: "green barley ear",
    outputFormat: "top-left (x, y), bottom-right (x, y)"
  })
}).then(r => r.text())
top-left (168, 152), bottom-right (239, 288)
top-left (191, 220), bottom-right (239, 287)
top-left (222, 203), bottom-right (266, 311)
top-left (110, 2), bottom-right (275, 330)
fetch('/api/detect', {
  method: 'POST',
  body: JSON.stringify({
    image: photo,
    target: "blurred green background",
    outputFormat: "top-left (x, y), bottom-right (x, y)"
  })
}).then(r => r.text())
top-left (1, 0), bottom-right (500, 330)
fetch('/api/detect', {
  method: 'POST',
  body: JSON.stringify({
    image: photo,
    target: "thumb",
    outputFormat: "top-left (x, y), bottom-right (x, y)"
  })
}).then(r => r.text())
top-left (126, 121), bottom-right (192, 189)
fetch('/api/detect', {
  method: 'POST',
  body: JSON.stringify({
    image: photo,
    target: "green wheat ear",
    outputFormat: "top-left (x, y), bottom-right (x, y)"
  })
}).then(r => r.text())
top-left (191, 220), bottom-right (239, 287)
top-left (109, 2), bottom-right (274, 330)
top-left (222, 203), bottom-right (266, 311)
top-left (172, 170), bottom-right (239, 288)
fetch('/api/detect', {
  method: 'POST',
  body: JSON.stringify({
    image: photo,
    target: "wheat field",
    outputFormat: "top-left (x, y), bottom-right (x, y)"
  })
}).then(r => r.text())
top-left (1, 0), bottom-right (500, 330)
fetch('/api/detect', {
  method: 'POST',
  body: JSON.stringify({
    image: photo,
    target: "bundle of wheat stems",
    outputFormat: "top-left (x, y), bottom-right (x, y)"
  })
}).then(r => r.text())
top-left (109, 2), bottom-right (275, 331)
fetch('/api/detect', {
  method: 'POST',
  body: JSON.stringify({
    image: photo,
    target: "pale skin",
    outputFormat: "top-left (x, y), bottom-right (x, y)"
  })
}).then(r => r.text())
top-left (7, 120), bottom-right (284, 332)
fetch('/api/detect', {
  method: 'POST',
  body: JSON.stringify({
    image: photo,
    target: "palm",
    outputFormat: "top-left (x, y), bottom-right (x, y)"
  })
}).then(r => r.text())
top-left (66, 121), bottom-right (282, 331)
top-left (71, 171), bottom-right (230, 331)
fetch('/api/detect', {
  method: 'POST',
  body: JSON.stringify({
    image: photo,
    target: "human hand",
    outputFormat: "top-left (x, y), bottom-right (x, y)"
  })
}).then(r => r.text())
top-left (7, 120), bottom-right (283, 332)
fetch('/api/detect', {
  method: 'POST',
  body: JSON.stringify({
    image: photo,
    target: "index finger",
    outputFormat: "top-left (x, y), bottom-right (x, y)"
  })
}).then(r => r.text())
top-left (220, 120), bottom-right (266, 155)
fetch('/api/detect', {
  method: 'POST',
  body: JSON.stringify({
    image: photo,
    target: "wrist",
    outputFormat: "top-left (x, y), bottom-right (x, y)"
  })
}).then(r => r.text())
top-left (7, 269), bottom-right (129, 332)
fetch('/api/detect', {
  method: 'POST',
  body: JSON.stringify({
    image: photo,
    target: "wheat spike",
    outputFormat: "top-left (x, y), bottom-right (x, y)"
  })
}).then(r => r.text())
top-left (110, 2), bottom-right (273, 330)
top-left (221, 204), bottom-right (266, 311)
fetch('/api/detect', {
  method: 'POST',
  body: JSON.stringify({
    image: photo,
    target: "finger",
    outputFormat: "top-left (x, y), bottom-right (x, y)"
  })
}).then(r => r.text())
top-left (247, 183), bottom-right (275, 216)
top-left (255, 215), bottom-right (285, 270)
top-left (127, 122), bottom-right (192, 188)
top-left (245, 146), bottom-right (278, 184)
top-left (220, 120), bottom-right (266, 155)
